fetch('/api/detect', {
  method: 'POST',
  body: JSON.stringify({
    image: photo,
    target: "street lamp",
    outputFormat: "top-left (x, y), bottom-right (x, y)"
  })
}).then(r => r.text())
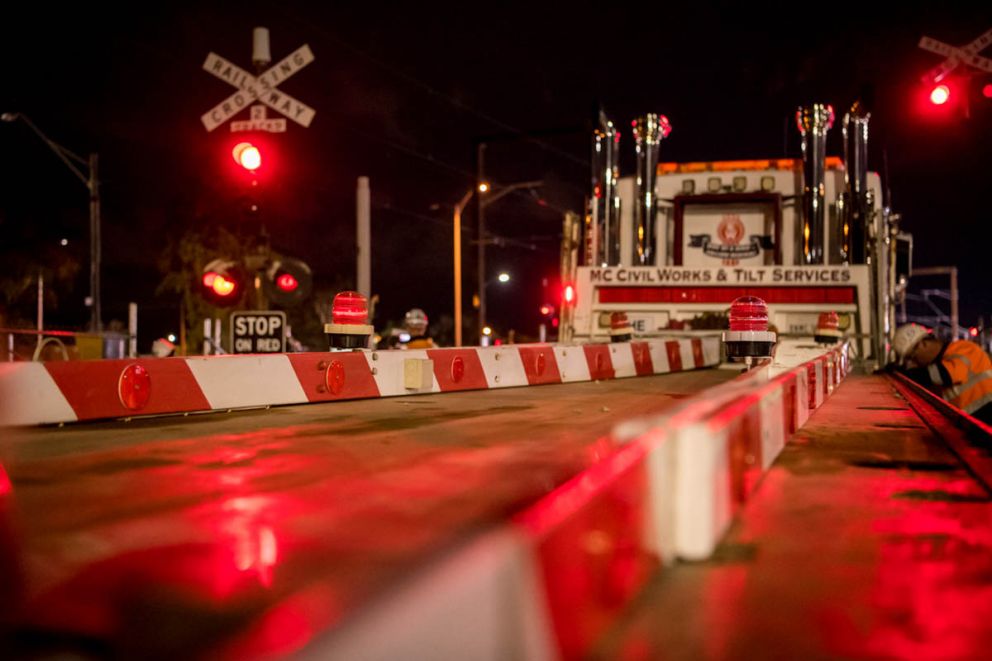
top-left (451, 180), bottom-right (539, 347)
top-left (475, 176), bottom-right (543, 344)
top-left (2, 112), bottom-right (102, 332)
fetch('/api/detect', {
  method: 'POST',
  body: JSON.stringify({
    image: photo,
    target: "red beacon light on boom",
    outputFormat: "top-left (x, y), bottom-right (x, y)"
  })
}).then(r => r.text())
top-left (324, 291), bottom-right (374, 350)
top-left (722, 296), bottom-right (776, 368)
top-left (814, 311), bottom-right (843, 344)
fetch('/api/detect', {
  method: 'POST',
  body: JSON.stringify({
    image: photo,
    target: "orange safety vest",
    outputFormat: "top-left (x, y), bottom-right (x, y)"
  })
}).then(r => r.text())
top-left (405, 336), bottom-right (436, 350)
top-left (928, 339), bottom-right (992, 416)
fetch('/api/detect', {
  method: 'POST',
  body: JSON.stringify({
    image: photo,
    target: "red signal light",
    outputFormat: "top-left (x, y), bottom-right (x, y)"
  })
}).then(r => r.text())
top-left (970, 326), bottom-right (979, 337)
top-left (331, 291), bottom-right (369, 326)
top-left (930, 84), bottom-right (950, 105)
top-left (276, 273), bottom-right (299, 292)
top-left (212, 274), bottom-right (237, 297)
top-left (233, 142), bottom-right (261, 171)
top-left (984, 84), bottom-right (992, 99)
top-left (563, 284), bottom-right (575, 304)
top-left (200, 259), bottom-right (245, 307)
top-left (202, 271), bottom-right (236, 297)
top-left (729, 296), bottom-right (769, 332)
top-left (326, 290), bottom-right (374, 350)
top-left (540, 304), bottom-right (553, 316)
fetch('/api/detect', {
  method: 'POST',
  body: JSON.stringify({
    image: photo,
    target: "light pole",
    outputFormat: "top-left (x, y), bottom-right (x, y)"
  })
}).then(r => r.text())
top-left (475, 176), bottom-right (543, 344)
top-left (453, 189), bottom-right (474, 347)
top-left (2, 112), bottom-right (102, 332)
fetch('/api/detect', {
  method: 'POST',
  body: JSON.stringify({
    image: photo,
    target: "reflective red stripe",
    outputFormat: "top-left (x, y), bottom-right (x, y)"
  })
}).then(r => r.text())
top-left (287, 353), bottom-right (380, 402)
top-left (630, 341), bottom-right (655, 376)
top-left (583, 345), bottom-right (615, 380)
top-left (427, 349), bottom-right (488, 391)
top-left (518, 346), bottom-right (562, 385)
top-left (665, 341), bottom-right (683, 372)
top-left (691, 338), bottom-right (704, 368)
top-left (46, 359), bottom-right (209, 419)
top-left (598, 286), bottom-right (856, 305)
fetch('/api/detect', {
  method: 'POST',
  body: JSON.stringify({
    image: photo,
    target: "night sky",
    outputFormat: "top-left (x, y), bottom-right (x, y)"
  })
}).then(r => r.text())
top-left (2, 2), bottom-right (990, 350)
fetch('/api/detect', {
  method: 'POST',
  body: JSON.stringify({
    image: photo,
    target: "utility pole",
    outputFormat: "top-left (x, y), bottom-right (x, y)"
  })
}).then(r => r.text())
top-left (476, 142), bottom-right (487, 342)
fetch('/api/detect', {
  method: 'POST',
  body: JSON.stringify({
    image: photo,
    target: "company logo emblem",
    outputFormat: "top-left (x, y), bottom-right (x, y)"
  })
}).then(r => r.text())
top-left (689, 214), bottom-right (773, 265)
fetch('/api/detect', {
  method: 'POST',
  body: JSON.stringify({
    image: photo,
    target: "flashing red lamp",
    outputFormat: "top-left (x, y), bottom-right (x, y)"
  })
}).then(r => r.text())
top-left (814, 311), bottom-right (843, 344)
top-left (722, 296), bottom-right (776, 366)
top-left (609, 311), bottom-right (633, 343)
top-left (325, 290), bottom-right (374, 350)
top-left (233, 142), bottom-right (262, 171)
top-left (203, 271), bottom-right (237, 297)
top-left (983, 84), bottom-right (992, 99)
top-left (200, 259), bottom-right (245, 307)
top-left (970, 326), bottom-right (980, 337)
top-left (263, 257), bottom-right (312, 308)
top-left (540, 304), bottom-right (554, 317)
top-left (563, 284), bottom-right (575, 305)
top-left (930, 84), bottom-right (950, 106)
top-left (276, 273), bottom-right (298, 293)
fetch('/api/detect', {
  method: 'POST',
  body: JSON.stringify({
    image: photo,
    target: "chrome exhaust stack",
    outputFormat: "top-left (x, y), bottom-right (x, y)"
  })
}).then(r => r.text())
top-left (632, 114), bottom-right (671, 266)
top-left (841, 102), bottom-right (870, 264)
top-left (796, 104), bottom-right (834, 265)
top-left (590, 111), bottom-right (621, 266)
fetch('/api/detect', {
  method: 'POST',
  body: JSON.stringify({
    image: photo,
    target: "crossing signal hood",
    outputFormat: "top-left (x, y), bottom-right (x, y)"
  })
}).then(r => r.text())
top-left (201, 258), bottom-right (246, 307)
top-left (263, 256), bottom-right (313, 307)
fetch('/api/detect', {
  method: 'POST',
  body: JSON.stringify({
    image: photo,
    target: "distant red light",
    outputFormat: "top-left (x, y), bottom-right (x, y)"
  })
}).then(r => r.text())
top-left (729, 296), bottom-right (768, 332)
top-left (970, 326), bottom-right (979, 337)
top-left (563, 284), bottom-right (575, 304)
top-left (930, 84), bottom-right (950, 105)
top-left (983, 84), bottom-right (992, 99)
top-left (276, 273), bottom-right (298, 292)
top-left (540, 304), bottom-right (553, 316)
top-left (331, 290), bottom-right (369, 326)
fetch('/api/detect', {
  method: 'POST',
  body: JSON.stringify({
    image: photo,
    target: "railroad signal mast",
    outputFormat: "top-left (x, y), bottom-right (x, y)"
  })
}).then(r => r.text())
top-left (197, 27), bottom-right (316, 320)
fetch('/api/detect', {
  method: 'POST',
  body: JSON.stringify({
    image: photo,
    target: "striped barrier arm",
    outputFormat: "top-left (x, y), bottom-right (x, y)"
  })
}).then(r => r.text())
top-left (0, 338), bottom-right (719, 427)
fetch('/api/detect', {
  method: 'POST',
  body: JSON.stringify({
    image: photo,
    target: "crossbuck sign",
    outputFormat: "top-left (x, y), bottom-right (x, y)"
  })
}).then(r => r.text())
top-left (201, 44), bottom-right (316, 132)
top-left (919, 28), bottom-right (992, 83)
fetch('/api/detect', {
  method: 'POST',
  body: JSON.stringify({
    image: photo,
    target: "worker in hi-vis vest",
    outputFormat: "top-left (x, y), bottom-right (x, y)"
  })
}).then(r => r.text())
top-left (893, 323), bottom-right (992, 426)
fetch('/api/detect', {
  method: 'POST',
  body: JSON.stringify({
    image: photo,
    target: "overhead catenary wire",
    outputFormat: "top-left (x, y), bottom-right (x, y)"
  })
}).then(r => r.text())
top-left (278, 7), bottom-right (589, 170)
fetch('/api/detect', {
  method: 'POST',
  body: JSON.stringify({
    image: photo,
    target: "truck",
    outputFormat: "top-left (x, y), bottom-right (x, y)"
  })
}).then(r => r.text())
top-left (560, 104), bottom-right (913, 369)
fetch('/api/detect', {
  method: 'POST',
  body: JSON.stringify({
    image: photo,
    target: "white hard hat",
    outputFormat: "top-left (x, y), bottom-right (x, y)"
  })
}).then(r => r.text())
top-left (404, 308), bottom-right (428, 332)
top-left (152, 338), bottom-right (176, 358)
top-left (893, 323), bottom-right (929, 362)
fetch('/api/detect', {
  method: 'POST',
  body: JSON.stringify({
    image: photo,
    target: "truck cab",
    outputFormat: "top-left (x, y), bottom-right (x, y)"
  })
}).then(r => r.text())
top-left (563, 108), bottom-right (910, 366)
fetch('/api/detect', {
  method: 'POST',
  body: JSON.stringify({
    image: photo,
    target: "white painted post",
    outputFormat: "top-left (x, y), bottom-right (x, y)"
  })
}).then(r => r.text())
top-left (128, 302), bottom-right (138, 357)
top-left (213, 317), bottom-right (222, 354)
top-left (203, 318), bottom-right (212, 355)
top-left (357, 176), bottom-right (371, 299)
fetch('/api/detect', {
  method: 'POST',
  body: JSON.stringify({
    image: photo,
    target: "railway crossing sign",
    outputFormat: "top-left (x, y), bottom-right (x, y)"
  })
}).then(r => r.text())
top-left (201, 43), bottom-right (316, 132)
top-left (231, 311), bottom-right (287, 353)
top-left (919, 28), bottom-right (992, 83)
